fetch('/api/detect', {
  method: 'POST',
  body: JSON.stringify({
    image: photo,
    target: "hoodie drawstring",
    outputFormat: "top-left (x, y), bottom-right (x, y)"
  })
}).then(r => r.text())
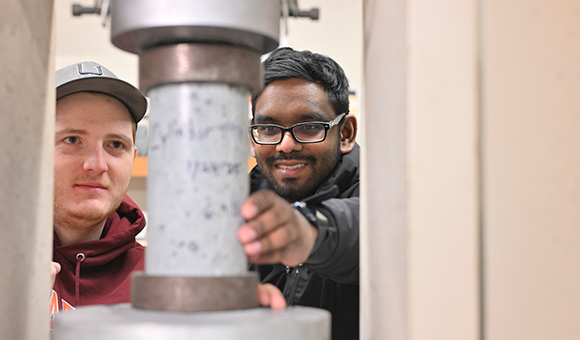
top-left (75, 253), bottom-right (85, 306)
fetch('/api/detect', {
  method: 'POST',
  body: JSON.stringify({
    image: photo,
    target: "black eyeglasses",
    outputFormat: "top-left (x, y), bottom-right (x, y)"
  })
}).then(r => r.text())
top-left (250, 113), bottom-right (346, 145)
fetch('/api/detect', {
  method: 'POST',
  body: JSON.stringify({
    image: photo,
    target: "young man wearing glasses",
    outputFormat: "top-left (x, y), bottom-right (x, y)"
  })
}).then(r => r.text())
top-left (238, 47), bottom-right (360, 340)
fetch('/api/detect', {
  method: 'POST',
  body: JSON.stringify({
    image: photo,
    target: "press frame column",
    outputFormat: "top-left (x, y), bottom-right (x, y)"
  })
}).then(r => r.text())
top-left (0, 1), bottom-right (55, 339)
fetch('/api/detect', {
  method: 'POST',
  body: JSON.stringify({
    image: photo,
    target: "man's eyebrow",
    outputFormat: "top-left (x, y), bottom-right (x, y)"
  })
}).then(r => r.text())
top-left (254, 112), bottom-right (328, 124)
top-left (297, 112), bottom-right (328, 121)
top-left (55, 128), bottom-right (87, 135)
top-left (107, 133), bottom-right (133, 143)
top-left (253, 115), bottom-right (278, 124)
top-left (55, 129), bottom-right (132, 143)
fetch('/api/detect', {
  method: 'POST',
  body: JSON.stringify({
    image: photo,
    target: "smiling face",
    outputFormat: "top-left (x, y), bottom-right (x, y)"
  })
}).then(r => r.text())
top-left (54, 92), bottom-right (136, 234)
top-left (250, 78), bottom-right (343, 202)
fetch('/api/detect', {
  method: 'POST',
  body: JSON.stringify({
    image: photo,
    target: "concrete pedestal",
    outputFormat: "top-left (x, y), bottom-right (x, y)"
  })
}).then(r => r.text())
top-left (53, 304), bottom-right (330, 340)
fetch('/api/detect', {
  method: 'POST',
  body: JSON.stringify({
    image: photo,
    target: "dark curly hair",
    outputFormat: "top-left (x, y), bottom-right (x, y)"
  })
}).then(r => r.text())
top-left (251, 47), bottom-right (350, 118)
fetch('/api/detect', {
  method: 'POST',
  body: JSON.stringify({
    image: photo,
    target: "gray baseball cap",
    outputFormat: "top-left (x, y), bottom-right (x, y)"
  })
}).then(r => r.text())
top-left (56, 61), bottom-right (148, 123)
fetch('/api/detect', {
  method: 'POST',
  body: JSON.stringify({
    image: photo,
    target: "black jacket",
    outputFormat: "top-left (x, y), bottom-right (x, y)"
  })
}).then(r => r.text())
top-left (250, 144), bottom-right (360, 340)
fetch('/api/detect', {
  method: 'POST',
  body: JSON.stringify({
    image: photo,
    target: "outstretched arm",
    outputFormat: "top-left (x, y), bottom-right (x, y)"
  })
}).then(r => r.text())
top-left (240, 190), bottom-right (359, 284)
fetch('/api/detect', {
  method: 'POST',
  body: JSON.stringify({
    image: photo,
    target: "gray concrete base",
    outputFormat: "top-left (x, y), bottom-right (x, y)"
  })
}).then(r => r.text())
top-left (53, 304), bottom-right (330, 340)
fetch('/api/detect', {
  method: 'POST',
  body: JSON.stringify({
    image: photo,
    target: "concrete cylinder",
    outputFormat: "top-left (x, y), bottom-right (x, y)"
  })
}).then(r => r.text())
top-left (146, 82), bottom-right (250, 277)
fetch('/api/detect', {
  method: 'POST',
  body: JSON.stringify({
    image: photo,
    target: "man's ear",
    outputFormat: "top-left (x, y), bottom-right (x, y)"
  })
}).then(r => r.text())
top-left (339, 114), bottom-right (358, 154)
top-left (250, 137), bottom-right (257, 158)
top-left (248, 117), bottom-right (257, 158)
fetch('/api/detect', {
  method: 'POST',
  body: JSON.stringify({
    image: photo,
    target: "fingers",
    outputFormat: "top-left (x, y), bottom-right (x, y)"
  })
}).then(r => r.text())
top-left (238, 190), bottom-right (318, 266)
top-left (257, 283), bottom-right (286, 310)
top-left (51, 261), bottom-right (61, 288)
top-left (51, 262), bottom-right (61, 276)
top-left (245, 225), bottom-right (297, 264)
top-left (240, 190), bottom-right (277, 221)
top-left (239, 191), bottom-right (293, 247)
top-left (243, 210), bottom-right (296, 254)
top-left (239, 207), bottom-right (291, 246)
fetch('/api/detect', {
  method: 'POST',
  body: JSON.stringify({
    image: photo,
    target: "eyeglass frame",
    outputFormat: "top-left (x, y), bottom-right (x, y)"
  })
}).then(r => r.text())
top-left (249, 112), bottom-right (347, 145)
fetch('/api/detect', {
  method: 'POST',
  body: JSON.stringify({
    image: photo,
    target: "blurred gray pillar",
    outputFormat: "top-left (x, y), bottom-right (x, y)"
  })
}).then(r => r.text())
top-left (0, 1), bottom-right (55, 339)
top-left (361, 0), bottom-right (408, 339)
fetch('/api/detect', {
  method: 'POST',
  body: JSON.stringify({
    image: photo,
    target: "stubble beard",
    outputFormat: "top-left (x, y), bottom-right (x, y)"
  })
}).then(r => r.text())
top-left (53, 184), bottom-right (128, 236)
top-left (257, 141), bottom-right (342, 202)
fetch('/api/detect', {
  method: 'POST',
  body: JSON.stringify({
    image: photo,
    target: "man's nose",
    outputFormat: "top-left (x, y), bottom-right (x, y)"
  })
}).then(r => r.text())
top-left (83, 146), bottom-right (108, 173)
top-left (276, 130), bottom-right (303, 153)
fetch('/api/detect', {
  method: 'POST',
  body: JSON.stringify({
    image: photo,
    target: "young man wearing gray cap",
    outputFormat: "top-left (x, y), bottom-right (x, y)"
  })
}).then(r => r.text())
top-left (50, 62), bottom-right (285, 318)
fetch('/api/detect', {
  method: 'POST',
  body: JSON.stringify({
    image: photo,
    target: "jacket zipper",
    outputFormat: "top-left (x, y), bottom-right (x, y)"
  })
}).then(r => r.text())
top-left (286, 263), bottom-right (303, 305)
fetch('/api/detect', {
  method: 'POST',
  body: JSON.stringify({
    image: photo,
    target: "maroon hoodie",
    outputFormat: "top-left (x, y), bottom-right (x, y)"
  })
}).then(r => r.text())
top-left (51, 195), bottom-right (145, 315)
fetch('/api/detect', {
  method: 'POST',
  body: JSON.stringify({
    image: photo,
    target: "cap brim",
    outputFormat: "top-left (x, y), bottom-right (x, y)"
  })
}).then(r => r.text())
top-left (57, 77), bottom-right (148, 123)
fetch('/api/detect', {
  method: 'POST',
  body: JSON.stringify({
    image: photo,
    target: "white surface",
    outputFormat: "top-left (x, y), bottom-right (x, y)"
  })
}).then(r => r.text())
top-left (482, 1), bottom-right (580, 338)
top-left (362, 0), bottom-right (480, 339)
top-left (54, 304), bottom-right (330, 340)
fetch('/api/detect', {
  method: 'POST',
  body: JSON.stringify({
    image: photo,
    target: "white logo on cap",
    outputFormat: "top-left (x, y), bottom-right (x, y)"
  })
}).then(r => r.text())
top-left (77, 64), bottom-right (103, 76)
